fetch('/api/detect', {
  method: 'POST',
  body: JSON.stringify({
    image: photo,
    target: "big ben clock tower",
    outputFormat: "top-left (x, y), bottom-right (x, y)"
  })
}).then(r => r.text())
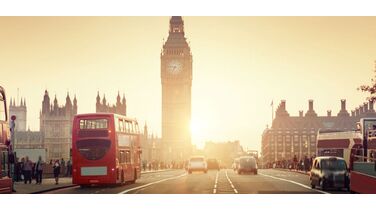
top-left (161, 16), bottom-right (192, 162)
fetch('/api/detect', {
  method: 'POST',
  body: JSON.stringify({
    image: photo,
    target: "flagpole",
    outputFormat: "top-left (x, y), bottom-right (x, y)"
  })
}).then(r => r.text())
top-left (271, 100), bottom-right (274, 127)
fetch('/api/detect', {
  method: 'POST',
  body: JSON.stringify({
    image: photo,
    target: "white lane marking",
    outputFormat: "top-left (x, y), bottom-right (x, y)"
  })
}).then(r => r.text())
top-left (259, 173), bottom-right (329, 194)
top-left (213, 171), bottom-right (219, 194)
top-left (118, 173), bottom-right (187, 194)
top-left (225, 170), bottom-right (238, 194)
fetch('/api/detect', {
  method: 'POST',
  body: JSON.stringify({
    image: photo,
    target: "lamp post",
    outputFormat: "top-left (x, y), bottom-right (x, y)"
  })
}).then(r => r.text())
top-left (9, 115), bottom-right (16, 192)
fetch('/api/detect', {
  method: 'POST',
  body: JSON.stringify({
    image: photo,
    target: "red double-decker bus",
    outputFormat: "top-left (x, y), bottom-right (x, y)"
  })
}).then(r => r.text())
top-left (72, 113), bottom-right (142, 186)
top-left (0, 86), bottom-right (12, 193)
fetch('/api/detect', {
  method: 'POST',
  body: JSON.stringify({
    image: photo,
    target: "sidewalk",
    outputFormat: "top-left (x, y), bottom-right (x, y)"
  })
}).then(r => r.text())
top-left (13, 177), bottom-right (73, 194)
top-left (13, 169), bottom-right (174, 194)
top-left (276, 168), bottom-right (310, 176)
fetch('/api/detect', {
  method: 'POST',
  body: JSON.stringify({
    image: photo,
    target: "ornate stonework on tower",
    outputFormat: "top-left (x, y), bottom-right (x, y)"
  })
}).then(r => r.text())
top-left (40, 90), bottom-right (77, 161)
top-left (161, 16), bottom-right (192, 162)
top-left (96, 92), bottom-right (126, 116)
top-left (9, 97), bottom-right (27, 131)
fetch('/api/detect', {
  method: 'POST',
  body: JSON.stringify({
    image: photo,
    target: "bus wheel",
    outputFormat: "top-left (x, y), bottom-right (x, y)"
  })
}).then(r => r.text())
top-left (121, 171), bottom-right (125, 184)
top-left (130, 169), bottom-right (137, 184)
top-left (80, 185), bottom-right (88, 189)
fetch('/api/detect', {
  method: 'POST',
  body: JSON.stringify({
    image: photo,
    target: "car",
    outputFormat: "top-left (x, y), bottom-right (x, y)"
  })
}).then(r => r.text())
top-left (237, 156), bottom-right (257, 175)
top-left (187, 156), bottom-right (207, 174)
top-left (207, 158), bottom-right (220, 170)
top-left (310, 156), bottom-right (350, 191)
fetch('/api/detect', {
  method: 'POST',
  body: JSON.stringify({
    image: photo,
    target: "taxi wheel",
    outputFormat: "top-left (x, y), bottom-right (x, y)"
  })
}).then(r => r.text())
top-left (319, 179), bottom-right (326, 191)
top-left (311, 180), bottom-right (315, 189)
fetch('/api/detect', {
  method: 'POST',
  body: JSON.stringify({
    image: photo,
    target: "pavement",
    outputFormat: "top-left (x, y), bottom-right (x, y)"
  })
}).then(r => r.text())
top-left (13, 177), bottom-right (73, 194)
top-left (276, 168), bottom-right (310, 175)
top-left (12, 168), bottom-right (350, 194)
top-left (12, 169), bottom-right (172, 194)
top-left (48, 168), bottom-right (350, 194)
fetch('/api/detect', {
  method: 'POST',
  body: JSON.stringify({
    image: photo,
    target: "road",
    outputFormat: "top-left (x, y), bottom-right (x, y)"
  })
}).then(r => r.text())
top-left (49, 169), bottom-right (350, 194)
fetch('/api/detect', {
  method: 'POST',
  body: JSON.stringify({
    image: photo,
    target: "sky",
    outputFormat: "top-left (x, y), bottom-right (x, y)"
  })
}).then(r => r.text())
top-left (0, 16), bottom-right (375, 151)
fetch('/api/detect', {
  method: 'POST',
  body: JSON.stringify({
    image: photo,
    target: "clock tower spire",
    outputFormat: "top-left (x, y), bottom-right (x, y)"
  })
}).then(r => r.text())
top-left (161, 16), bottom-right (192, 163)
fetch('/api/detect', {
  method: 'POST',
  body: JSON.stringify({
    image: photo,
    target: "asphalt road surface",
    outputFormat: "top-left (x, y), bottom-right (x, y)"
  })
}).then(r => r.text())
top-left (49, 169), bottom-right (350, 194)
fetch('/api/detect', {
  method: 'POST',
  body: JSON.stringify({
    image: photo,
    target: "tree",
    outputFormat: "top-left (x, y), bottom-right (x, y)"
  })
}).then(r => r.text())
top-left (358, 61), bottom-right (376, 101)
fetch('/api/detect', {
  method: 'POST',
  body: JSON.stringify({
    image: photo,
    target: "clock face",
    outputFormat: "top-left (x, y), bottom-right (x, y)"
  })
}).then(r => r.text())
top-left (167, 60), bottom-right (182, 75)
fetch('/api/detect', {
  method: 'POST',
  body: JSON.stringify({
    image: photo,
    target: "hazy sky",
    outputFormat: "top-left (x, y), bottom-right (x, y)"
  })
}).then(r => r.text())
top-left (0, 17), bottom-right (375, 151)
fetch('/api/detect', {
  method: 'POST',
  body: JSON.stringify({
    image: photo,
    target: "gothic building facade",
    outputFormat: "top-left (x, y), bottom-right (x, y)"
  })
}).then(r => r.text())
top-left (261, 99), bottom-right (376, 167)
top-left (140, 123), bottom-right (162, 163)
top-left (40, 90), bottom-right (77, 161)
top-left (161, 16), bottom-right (193, 162)
top-left (9, 97), bottom-right (43, 150)
top-left (9, 98), bottom-right (27, 131)
top-left (96, 92), bottom-right (126, 116)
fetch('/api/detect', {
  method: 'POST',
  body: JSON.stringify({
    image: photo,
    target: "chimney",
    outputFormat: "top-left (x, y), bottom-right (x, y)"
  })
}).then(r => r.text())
top-left (351, 110), bottom-right (355, 117)
top-left (360, 105), bottom-right (364, 114)
top-left (341, 99), bottom-right (346, 111)
top-left (299, 110), bottom-right (303, 117)
top-left (364, 102), bottom-right (369, 113)
top-left (309, 100), bottom-right (313, 111)
top-left (370, 100), bottom-right (375, 112)
top-left (281, 100), bottom-right (286, 110)
top-left (327, 110), bottom-right (332, 117)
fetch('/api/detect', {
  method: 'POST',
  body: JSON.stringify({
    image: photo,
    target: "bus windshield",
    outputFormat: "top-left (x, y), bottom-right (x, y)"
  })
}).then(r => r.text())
top-left (76, 139), bottom-right (111, 160)
top-left (80, 119), bottom-right (108, 129)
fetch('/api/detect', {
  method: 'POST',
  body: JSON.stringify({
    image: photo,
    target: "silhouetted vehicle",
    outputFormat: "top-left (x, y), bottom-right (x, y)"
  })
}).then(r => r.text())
top-left (237, 156), bottom-right (257, 175)
top-left (310, 156), bottom-right (349, 191)
top-left (187, 156), bottom-right (207, 174)
top-left (207, 159), bottom-right (220, 170)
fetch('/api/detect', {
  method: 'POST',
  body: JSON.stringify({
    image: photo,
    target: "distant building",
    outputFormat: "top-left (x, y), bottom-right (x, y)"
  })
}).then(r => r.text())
top-left (14, 130), bottom-right (43, 149)
top-left (96, 92), bottom-right (126, 116)
top-left (40, 90), bottom-right (77, 161)
top-left (9, 97), bottom-right (44, 155)
top-left (261, 99), bottom-right (376, 167)
top-left (204, 140), bottom-right (244, 167)
top-left (140, 123), bottom-right (162, 163)
top-left (9, 97), bottom-right (27, 131)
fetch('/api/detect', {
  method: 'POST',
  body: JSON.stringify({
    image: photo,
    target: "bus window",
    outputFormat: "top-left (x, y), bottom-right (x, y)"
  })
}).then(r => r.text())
top-left (131, 122), bottom-right (135, 134)
top-left (0, 92), bottom-right (6, 121)
top-left (125, 121), bottom-right (131, 133)
top-left (135, 122), bottom-right (140, 134)
top-left (79, 119), bottom-right (108, 129)
top-left (125, 121), bottom-right (129, 133)
top-left (1, 150), bottom-right (9, 177)
top-left (119, 150), bottom-right (126, 163)
top-left (125, 150), bottom-right (131, 163)
top-left (118, 119), bottom-right (124, 132)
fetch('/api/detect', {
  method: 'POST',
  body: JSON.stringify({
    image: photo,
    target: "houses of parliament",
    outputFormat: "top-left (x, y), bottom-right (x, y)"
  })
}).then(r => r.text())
top-left (261, 99), bottom-right (376, 166)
